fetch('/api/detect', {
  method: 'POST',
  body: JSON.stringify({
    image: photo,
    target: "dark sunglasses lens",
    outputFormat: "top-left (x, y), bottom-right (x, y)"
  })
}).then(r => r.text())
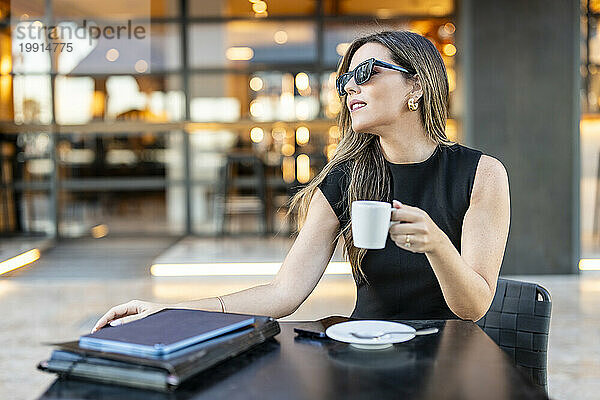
top-left (336, 61), bottom-right (372, 95)
top-left (355, 62), bottom-right (372, 84)
top-left (336, 73), bottom-right (351, 95)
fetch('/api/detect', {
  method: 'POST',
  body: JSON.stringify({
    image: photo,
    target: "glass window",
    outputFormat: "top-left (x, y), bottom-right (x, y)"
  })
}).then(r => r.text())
top-left (583, 15), bottom-right (590, 113)
top-left (105, 74), bottom-right (184, 121)
top-left (52, 0), bottom-right (151, 19)
top-left (10, 19), bottom-right (151, 76)
top-left (7, 131), bottom-right (54, 234)
top-left (323, 0), bottom-right (453, 17)
top-left (19, 190), bottom-right (54, 234)
top-left (323, 20), bottom-right (455, 67)
top-left (582, 14), bottom-right (588, 66)
top-left (188, 0), bottom-right (316, 18)
top-left (248, 71), bottom-right (320, 122)
top-left (589, 16), bottom-right (600, 65)
top-left (320, 71), bottom-right (341, 119)
top-left (150, 0), bottom-right (181, 18)
top-left (580, 118), bottom-right (600, 257)
top-left (587, 68), bottom-right (600, 112)
top-left (13, 75), bottom-right (52, 124)
top-left (14, 19), bottom-right (152, 75)
top-left (190, 71), bottom-right (321, 122)
top-left (57, 130), bottom-right (178, 178)
top-left (7, 132), bottom-right (54, 189)
top-left (10, 0), bottom-right (45, 19)
top-left (188, 129), bottom-right (235, 234)
top-left (150, 23), bottom-right (182, 72)
top-left (59, 188), bottom-right (183, 236)
top-left (12, 21), bottom-right (51, 74)
top-left (14, 132), bottom-right (54, 183)
top-left (53, 74), bottom-right (184, 124)
top-left (323, 21), bottom-right (411, 66)
top-left (189, 73), bottom-right (242, 121)
top-left (185, 123), bottom-right (258, 235)
top-left (582, 3), bottom-right (600, 259)
top-left (55, 76), bottom-right (95, 124)
top-left (57, 129), bottom-right (186, 236)
top-left (188, 21), bottom-right (317, 68)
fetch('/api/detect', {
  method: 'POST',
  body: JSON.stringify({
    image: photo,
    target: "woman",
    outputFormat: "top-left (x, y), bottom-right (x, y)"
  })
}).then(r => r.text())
top-left (92, 31), bottom-right (510, 332)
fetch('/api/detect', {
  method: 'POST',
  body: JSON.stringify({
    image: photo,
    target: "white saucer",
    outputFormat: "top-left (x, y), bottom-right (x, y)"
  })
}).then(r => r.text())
top-left (325, 320), bottom-right (416, 350)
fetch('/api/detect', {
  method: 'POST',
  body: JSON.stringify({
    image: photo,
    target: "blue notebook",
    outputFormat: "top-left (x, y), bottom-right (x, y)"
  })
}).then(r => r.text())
top-left (79, 309), bottom-right (255, 357)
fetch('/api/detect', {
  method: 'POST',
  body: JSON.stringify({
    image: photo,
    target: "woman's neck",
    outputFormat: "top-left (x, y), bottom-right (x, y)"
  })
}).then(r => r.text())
top-left (378, 131), bottom-right (439, 164)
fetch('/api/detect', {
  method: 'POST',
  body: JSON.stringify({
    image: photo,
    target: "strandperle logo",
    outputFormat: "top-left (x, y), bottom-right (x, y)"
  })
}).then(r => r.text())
top-left (15, 20), bottom-right (147, 47)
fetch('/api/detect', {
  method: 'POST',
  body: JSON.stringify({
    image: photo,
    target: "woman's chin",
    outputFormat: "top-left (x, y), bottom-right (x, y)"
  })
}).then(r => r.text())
top-left (351, 120), bottom-right (371, 133)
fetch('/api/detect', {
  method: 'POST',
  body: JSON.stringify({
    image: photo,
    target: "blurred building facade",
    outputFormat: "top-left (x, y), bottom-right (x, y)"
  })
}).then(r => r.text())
top-left (0, 0), bottom-right (589, 274)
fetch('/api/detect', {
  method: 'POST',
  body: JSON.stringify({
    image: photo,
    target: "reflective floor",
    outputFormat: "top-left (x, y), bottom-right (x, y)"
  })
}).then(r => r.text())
top-left (1, 237), bottom-right (598, 399)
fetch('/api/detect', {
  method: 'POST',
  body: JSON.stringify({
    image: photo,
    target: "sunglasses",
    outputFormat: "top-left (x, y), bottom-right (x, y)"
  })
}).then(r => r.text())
top-left (336, 58), bottom-right (411, 96)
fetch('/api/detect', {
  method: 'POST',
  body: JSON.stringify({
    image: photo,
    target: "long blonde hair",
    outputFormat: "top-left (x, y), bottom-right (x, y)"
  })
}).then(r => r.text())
top-left (289, 31), bottom-right (454, 282)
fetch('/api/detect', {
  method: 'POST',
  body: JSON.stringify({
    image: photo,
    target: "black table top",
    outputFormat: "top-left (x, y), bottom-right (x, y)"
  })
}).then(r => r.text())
top-left (38, 319), bottom-right (549, 400)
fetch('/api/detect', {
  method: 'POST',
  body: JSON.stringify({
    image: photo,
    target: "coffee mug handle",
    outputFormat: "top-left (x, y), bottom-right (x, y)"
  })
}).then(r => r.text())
top-left (388, 206), bottom-right (401, 228)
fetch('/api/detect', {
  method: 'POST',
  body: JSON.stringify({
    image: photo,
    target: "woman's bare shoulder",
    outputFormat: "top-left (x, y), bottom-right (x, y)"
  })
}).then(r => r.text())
top-left (477, 155), bottom-right (508, 180)
top-left (471, 154), bottom-right (509, 203)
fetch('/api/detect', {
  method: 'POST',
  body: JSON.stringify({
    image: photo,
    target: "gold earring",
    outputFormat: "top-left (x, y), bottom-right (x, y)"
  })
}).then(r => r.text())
top-left (408, 98), bottom-right (418, 111)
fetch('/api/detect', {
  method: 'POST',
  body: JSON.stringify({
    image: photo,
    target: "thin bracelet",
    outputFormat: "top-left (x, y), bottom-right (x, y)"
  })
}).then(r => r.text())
top-left (216, 296), bottom-right (226, 313)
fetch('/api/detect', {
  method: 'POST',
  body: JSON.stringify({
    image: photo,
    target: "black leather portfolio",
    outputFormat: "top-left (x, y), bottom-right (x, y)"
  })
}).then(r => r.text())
top-left (38, 314), bottom-right (280, 391)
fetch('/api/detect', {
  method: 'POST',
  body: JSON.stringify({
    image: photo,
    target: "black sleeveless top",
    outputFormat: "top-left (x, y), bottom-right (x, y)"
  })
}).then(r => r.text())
top-left (318, 143), bottom-right (483, 320)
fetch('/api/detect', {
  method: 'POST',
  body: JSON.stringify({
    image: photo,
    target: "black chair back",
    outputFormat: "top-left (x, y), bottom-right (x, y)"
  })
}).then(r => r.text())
top-left (476, 278), bottom-right (551, 392)
top-left (216, 153), bottom-right (268, 235)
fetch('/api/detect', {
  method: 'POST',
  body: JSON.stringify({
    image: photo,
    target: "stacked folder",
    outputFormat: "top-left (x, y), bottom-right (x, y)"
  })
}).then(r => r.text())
top-left (38, 309), bottom-right (280, 391)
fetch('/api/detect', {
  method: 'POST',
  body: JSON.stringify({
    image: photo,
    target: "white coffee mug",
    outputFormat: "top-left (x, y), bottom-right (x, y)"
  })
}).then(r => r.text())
top-left (351, 200), bottom-right (397, 249)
